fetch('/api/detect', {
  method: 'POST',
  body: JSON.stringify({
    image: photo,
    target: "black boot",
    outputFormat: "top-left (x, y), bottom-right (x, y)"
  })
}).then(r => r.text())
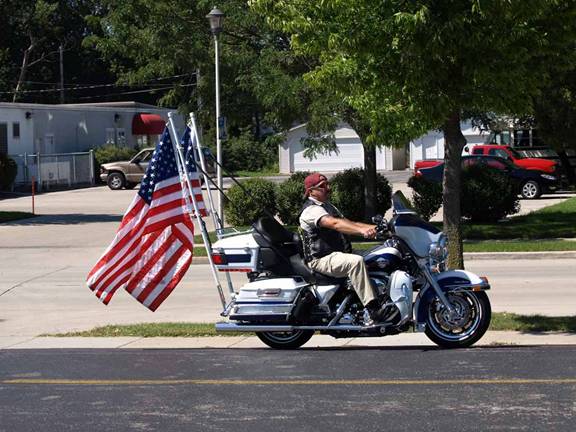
top-left (365, 299), bottom-right (390, 323)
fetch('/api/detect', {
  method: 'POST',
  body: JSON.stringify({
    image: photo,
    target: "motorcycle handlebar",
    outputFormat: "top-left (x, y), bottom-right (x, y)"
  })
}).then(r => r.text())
top-left (372, 214), bottom-right (389, 240)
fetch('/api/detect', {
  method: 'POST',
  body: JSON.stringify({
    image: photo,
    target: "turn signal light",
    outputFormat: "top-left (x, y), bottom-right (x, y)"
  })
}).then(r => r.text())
top-left (211, 253), bottom-right (227, 265)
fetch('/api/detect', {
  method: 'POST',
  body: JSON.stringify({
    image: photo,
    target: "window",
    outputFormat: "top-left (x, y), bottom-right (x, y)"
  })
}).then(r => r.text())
top-left (488, 149), bottom-right (510, 160)
top-left (472, 148), bottom-right (483, 155)
top-left (116, 128), bottom-right (126, 146)
top-left (106, 128), bottom-right (115, 145)
top-left (12, 122), bottom-right (20, 139)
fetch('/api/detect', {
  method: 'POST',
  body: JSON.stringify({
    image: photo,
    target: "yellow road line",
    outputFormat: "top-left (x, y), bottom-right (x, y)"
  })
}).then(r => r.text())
top-left (2, 378), bottom-right (576, 386)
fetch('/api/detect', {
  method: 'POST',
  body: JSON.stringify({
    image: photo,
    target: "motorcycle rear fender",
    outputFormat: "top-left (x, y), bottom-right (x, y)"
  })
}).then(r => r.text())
top-left (414, 270), bottom-right (491, 326)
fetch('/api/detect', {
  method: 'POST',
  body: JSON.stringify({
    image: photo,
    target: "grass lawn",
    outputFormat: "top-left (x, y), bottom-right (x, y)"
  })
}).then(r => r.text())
top-left (0, 211), bottom-right (35, 223)
top-left (462, 196), bottom-right (576, 240)
top-left (48, 313), bottom-right (576, 337)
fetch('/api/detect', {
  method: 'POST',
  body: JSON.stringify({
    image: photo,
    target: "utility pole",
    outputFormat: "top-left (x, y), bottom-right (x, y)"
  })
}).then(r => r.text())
top-left (59, 44), bottom-right (65, 104)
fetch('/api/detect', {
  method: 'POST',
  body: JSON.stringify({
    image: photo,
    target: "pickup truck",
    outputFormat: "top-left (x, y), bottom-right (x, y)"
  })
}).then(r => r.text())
top-left (414, 144), bottom-right (557, 174)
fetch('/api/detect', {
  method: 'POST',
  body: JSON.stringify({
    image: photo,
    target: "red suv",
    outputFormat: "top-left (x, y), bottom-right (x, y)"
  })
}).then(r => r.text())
top-left (464, 144), bottom-right (557, 173)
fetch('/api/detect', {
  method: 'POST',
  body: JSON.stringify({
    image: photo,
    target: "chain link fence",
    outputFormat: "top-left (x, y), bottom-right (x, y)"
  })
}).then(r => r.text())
top-left (9, 151), bottom-right (95, 191)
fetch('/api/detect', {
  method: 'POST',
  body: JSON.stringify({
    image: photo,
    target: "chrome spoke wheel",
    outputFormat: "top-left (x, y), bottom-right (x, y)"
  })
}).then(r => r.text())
top-left (424, 291), bottom-right (491, 348)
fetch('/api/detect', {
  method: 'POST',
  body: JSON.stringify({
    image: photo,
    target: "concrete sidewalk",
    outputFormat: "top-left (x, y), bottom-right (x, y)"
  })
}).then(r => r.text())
top-left (2, 331), bottom-right (576, 350)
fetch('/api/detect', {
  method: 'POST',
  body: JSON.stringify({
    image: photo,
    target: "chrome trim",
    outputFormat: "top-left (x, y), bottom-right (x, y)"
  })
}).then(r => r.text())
top-left (328, 294), bottom-right (353, 326)
top-left (215, 322), bottom-right (393, 333)
top-left (421, 266), bottom-right (455, 315)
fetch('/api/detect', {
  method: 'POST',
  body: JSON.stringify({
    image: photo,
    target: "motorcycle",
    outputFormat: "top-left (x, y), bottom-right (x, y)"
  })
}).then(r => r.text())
top-left (213, 191), bottom-right (491, 349)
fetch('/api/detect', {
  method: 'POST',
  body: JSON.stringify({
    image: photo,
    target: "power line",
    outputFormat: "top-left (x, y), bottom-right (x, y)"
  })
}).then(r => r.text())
top-left (76, 83), bottom-right (197, 100)
top-left (1, 73), bottom-right (198, 95)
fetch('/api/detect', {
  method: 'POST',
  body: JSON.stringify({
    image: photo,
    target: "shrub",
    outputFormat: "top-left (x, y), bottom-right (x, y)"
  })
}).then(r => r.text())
top-left (407, 175), bottom-right (443, 221)
top-left (461, 164), bottom-right (520, 223)
top-left (93, 144), bottom-right (138, 165)
top-left (0, 155), bottom-right (18, 190)
top-left (329, 168), bottom-right (392, 221)
top-left (276, 171), bottom-right (310, 225)
top-left (225, 178), bottom-right (277, 226)
top-left (223, 129), bottom-right (277, 172)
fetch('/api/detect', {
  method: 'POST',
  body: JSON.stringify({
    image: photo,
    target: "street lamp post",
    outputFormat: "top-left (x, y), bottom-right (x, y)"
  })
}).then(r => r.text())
top-left (206, 6), bottom-right (225, 223)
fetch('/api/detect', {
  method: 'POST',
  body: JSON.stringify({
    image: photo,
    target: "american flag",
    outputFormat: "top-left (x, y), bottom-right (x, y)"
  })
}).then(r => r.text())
top-left (87, 127), bottom-right (206, 311)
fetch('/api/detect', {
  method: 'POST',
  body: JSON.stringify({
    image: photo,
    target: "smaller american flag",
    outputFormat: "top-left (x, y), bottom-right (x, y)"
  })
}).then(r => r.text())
top-left (87, 127), bottom-right (205, 311)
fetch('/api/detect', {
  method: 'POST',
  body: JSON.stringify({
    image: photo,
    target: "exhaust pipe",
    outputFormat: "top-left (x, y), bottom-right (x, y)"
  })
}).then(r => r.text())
top-left (215, 322), bottom-right (391, 333)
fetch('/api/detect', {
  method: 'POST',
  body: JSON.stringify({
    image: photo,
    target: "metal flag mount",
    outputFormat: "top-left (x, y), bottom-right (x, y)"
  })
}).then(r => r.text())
top-left (166, 112), bottom-right (228, 310)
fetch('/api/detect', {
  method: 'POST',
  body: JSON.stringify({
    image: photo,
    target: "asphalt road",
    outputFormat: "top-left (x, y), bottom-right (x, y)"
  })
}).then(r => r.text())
top-left (1, 347), bottom-right (575, 431)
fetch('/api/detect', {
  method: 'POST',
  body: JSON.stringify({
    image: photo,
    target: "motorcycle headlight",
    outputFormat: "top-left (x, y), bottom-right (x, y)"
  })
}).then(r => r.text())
top-left (429, 234), bottom-right (448, 270)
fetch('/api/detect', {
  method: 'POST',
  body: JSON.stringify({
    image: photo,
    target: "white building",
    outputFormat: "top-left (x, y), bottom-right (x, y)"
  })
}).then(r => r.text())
top-left (278, 120), bottom-right (490, 173)
top-left (409, 120), bottom-right (488, 168)
top-left (279, 122), bottom-right (407, 173)
top-left (0, 101), bottom-right (178, 156)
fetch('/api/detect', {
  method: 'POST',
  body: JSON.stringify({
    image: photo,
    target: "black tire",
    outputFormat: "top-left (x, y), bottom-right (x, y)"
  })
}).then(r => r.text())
top-left (125, 182), bottom-right (138, 190)
top-left (107, 172), bottom-right (126, 190)
top-left (424, 291), bottom-right (491, 349)
top-left (256, 330), bottom-right (314, 349)
top-left (520, 180), bottom-right (541, 199)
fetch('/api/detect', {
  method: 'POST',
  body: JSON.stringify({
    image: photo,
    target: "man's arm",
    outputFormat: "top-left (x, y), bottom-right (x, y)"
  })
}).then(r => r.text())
top-left (319, 215), bottom-right (377, 239)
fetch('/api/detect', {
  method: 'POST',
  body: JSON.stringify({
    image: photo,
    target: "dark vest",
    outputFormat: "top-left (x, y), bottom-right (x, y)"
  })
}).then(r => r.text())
top-left (299, 199), bottom-right (352, 262)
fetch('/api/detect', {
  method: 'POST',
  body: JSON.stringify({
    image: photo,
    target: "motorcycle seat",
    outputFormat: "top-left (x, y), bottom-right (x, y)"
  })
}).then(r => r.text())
top-left (289, 254), bottom-right (347, 286)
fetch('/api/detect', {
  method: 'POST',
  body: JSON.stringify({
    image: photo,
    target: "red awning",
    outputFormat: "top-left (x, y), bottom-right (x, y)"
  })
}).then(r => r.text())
top-left (132, 113), bottom-right (166, 135)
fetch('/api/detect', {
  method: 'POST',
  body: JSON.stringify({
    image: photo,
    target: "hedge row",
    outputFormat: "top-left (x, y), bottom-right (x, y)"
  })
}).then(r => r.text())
top-left (224, 168), bottom-right (392, 226)
top-left (408, 164), bottom-right (520, 223)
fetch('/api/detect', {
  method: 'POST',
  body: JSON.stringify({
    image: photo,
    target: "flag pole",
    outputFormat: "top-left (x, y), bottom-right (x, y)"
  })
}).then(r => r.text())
top-left (167, 113), bottom-right (227, 310)
top-left (189, 112), bottom-right (222, 238)
top-left (189, 112), bottom-right (235, 296)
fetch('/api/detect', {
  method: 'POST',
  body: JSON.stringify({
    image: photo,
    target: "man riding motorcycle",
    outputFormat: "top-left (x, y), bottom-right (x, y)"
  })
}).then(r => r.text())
top-left (299, 172), bottom-right (389, 322)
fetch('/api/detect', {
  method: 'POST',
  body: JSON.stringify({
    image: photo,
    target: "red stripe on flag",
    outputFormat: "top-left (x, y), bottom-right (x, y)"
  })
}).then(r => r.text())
top-left (147, 253), bottom-right (192, 311)
top-left (101, 274), bottom-right (130, 305)
top-left (136, 243), bottom-right (188, 305)
top-left (152, 182), bottom-right (182, 200)
top-left (144, 214), bottom-right (189, 235)
top-left (87, 201), bottom-right (148, 280)
top-left (93, 230), bottom-right (161, 298)
top-left (125, 231), bottom-right (176, 295)
top-left (172, 224), bottom-right (195, 250)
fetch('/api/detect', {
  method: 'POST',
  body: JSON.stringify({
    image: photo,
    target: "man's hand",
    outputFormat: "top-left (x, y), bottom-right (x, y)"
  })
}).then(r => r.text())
top-left (361, 226), bottom-right (377, 239)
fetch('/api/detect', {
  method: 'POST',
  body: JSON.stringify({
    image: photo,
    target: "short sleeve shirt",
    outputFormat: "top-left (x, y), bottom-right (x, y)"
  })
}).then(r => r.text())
top-left (299, 198), bottom-right (343, 233)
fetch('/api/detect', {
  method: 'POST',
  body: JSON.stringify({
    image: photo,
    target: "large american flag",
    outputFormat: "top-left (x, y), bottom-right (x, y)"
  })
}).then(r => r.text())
top-left (87, 127), bottom-right (206, 311)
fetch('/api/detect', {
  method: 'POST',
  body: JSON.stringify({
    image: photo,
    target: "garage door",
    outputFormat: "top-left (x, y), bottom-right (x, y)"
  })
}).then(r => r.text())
top-left (292, 138), bottom-right (364, 172)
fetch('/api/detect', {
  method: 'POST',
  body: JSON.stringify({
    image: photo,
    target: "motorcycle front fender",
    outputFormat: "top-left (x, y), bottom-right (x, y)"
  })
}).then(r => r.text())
top-left (414, 269), bottom-right (491, 327)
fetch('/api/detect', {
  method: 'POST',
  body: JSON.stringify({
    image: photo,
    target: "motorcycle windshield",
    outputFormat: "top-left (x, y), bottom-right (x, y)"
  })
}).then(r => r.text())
top-left (392, 191), bottom-right (417, 214)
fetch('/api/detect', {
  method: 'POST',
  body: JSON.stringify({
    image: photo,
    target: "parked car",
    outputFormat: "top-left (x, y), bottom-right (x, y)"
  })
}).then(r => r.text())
top-left (464, 144), bottom-right (557, 173)
top-left (415, 155), bottom-right (559, 199)
top-left (414, 144), bottom-right (558, 174)
top-left (100, 147), bottom-right (215, 190)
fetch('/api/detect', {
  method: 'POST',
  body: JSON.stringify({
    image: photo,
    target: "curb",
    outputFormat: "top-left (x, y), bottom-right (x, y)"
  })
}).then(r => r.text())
top-left (191, 251), bottom-right (576, 264)
top-left (3, 331), bottom-right (576, 349)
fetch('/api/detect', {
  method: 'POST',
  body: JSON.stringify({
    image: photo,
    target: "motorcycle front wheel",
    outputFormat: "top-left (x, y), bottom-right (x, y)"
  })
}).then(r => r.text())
top-left (424, 291), bottom-right (491, 349)
top-left (256, 330), bottom-right (314, 349)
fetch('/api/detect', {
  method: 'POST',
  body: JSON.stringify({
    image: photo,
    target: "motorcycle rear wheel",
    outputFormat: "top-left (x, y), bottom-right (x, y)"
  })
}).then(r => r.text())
top-left (424, 291), bottom-right (491, 349)
top-left (256, 330), bottom-right (314, 349)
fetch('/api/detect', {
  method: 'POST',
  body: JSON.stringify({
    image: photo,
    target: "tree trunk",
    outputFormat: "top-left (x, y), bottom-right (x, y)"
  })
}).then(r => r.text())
top-left (558, 149), bottom-right (575, 186)
top-left (442, 112), bottom-right (467, 269)
top-left (13, 40), bottom-right (36, 103)
top-left (363, 144), bottom-right (377, 221)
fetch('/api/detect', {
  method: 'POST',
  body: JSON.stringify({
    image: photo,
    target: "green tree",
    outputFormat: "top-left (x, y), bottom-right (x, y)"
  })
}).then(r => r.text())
top-left (0, 0), bottom-right (116, 103)
top-left (533, 70), bottom-right (576, 185)
top-left (253, 0), bottom-right (576, 268)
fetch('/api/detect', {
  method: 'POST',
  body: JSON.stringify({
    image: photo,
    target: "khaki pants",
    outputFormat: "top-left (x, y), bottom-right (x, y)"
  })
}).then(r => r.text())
top-left (309, 252), bottom-right (376, 306)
